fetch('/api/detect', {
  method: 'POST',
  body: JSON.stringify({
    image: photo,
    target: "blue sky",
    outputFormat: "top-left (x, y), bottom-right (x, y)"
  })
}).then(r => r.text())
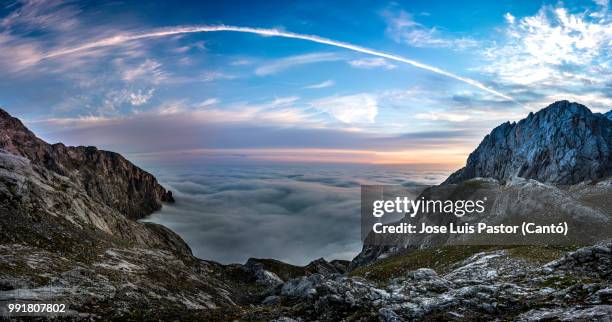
top-left (0, 0), bottom-right (610, 167)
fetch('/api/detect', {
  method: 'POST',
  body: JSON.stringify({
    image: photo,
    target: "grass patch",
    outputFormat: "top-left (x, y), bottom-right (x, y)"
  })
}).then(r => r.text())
top-left (540, 275), bottom-right (580, 288)
top-left (506, 245), bottom-right (580, 264)
top-left (247, 258), bottom-right (308, 281)
top-left (349, 245), bottom-right (502, 283)
top-left (350, 245), bottom-right (578, 283)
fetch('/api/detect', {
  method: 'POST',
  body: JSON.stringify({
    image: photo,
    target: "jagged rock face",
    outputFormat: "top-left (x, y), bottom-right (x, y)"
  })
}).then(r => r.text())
top-left (0, 149), bottom-right (186, 254)
top-left (605, 110), bottom-right (612, 120)
top-left (0, 108), bottom-right (173, 220)
top-left (0, 110), bottom-right (246, 318)
top-left (258, 244), bottom-right (612, 321)
top-left (351, 176), bottom-right (612, 269)
top-left (445, 101), bottom-right (612, 185)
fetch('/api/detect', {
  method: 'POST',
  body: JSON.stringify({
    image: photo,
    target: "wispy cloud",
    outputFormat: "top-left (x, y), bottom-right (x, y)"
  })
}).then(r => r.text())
top-left (480, 5), bottom-right (611, 88)
top-left (255, 52), bottom-right (341, 76)
top-left (230, 59), bottom-right (252, 66)
top-left (382, 9), bottom-right (478, 50)
top-left (304, 80), bottom-right (335, 89)
top-left (120, 59), bottom-right (167, 84)
top-left (272, 96), bottom-right (300, 106)
top-left (197, 98), bottom-right (220, 108)
top-left (101, 88), bottom-right (156, 113)
top-left (28, 107), bottom-right (473, 168)
top-left (24, 24), bottom-right (515, 102)
top-left (312, 94), bottom-right (378, 124)
top-left (197, 71), bottom-right (237, 82)
top-left (126, 89), bottom-right (155, 106)
top-left (0, 0), bottom-right (81, 32)
top-left (415, 111), bottom-right (470, 122)
top-left (348, 57), bottom-right (396, 70)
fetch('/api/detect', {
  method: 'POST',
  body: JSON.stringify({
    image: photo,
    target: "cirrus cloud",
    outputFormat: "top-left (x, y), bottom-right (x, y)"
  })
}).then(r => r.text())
top-left (312, 93), bottom-right (378, 124)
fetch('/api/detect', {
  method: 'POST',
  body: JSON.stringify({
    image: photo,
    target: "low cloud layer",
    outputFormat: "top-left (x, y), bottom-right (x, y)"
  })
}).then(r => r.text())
top-left (142, 165), bottom-right (448, 265)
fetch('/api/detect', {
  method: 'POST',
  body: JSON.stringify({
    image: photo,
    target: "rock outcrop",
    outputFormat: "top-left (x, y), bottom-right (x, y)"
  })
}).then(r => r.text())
top-left (351, 101), bottom-right (612, 270)
top-left (350, 175), bottom-right (612, 269)
top-left (0, 108), bottom-right (173, 220)
top-left (253, 244), bottom-right (612, 321)
top-left (0, 109), bottom-right (243, 319)
top-left (445, 101), bottom-right (612, 185)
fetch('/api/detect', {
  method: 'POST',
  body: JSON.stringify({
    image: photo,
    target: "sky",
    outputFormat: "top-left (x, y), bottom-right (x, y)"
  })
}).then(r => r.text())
top-left (0, 0), bottom-right (610, 168)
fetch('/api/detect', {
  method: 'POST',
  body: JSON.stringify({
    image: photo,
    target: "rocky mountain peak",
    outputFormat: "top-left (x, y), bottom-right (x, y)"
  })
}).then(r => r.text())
top-left (0, 107), bottom-right (173, 219)
top-left (605, 110), bottom-right (612, 120)
top-left (444, 100), bottom-right (612, 185)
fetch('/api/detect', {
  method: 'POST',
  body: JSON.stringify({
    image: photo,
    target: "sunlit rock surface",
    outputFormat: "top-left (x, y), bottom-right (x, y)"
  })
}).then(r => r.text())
top-left (445, 101), bottom-right (612, 185)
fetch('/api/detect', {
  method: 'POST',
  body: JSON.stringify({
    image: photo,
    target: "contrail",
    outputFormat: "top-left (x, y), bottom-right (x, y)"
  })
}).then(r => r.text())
top-left (42, 25), bottom-right (516, 103)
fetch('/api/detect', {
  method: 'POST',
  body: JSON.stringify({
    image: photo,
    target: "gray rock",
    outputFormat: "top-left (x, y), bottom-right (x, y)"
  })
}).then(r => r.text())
top-left (244, 259), bottom-right (285, 287)
top-left (407, 268), bottom-right (438, 280)
top-left (0, 108), bottom-right (174, 220)
top-left (445, 101), bottom-right (612, 185)
top-left (262, 295), bottom-right (280, 305)
top-left (515, 305), bottom-right (612, 321)
top-left (587, 287), bottom-right (612, 304)
top-left (280, 274), bottom-right (322, 299)
top-left (379, 307), bottom-right (404, 322)
top-left (270, 317), bottom-right (300, 322)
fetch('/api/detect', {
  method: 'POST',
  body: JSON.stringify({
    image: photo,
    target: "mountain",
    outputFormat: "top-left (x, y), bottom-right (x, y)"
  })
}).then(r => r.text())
top-left (0, 108), bottom-right (359, 319)
top-left (605, 110), bottom-right (612, 120)
top-left (445, 101), bottom-right (612, 185)
top-left (1, 105), bottom-right (610, 321)
top-left (354, 101), bottom-right (612, 268)
top-left (0, 108), bottom-right (246, 318)
top-left (346, 101), bottom-right (611, 320)
top-left (0, 108), bottom-right (173, 219)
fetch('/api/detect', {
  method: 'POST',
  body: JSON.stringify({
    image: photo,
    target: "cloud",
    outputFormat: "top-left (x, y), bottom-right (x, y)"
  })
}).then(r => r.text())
top-left (0, 0), bottom-right (80, 32)
top-left (591, 0), bottom-right (609, 18)
top-left (304, 80), bottom-right (335, 89)
top-left (230, 59), bottom-right (252, 66)
top-left (140, 171), bottom-right (363, 265)
top-left (198, 98), bottom-right (220, 108)
top-left (197, 71), bottom-right (237, 82)
top-left (127, 89), bottom-right (155, 106)
top-left (99, 88), bottom-right (155, 114)
top-left (156, 100), bottom-right (187, 115)
top-left (141, 167), bottom-right (447, 265)
top-left (480, 5), bottom-right (611, 89)
top-left (312, 94), bottom-right (378, 124)
top-left (120, 59), bottom-right (167, 84)
top-left (272, 96), bottom-right (300, 106)
top-left (382, 9), bottom-right (478, 49)
top-left (255, 52), bottom-right (341, 76)
top-left (26, 95), bottom-right (479, 168)
top-left (27, 24), bottom-right (515, 102)
top-left (348, 57), bottom-right (396, 70)
top-left (415, 111), bottom-right (471, 122)
top-left (504, 13), bottom-right (516, 24)
top-left (526, 92), bottom-right (612, 113)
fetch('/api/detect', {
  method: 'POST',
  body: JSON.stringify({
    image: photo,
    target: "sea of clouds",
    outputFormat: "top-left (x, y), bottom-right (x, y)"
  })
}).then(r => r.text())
top-left (142, 164), bottom-right (449, 265)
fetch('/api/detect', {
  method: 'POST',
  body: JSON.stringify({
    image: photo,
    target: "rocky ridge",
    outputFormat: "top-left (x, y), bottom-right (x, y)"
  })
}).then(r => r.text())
top-left (253, 244), bottom-right (611, 321)
top-left (0, 108), bottom-right (173, 220)
top-left (444, 101), bottom-right (612, 185)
